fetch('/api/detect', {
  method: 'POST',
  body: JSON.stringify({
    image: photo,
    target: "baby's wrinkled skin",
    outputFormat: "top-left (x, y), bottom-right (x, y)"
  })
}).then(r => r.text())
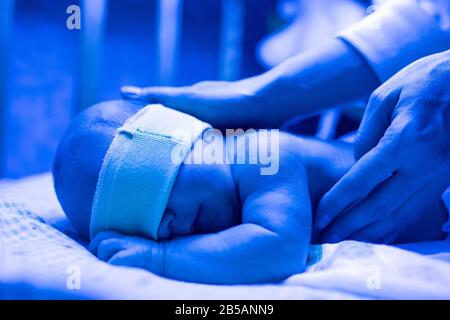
top-left (53, 100), bottom-right (446, 284)
top-left (158, 130), bottom-right (348, 240)
top-left (88, 131), bottom-right (323, 284)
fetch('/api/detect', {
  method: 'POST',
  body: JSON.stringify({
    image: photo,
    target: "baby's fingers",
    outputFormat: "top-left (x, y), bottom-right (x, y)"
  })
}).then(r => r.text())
top-left (88, 231), bottom-right (126, 254)
top-left (108, 250), bottom-right (140, 268)
top-left (97, 238), bottom-right (128, 262)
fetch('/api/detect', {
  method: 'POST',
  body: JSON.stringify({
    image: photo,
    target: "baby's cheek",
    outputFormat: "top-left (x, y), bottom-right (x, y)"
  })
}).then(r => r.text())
top-left (197, 193), bottom-right (240, 233)
top-left (170, 163), bottom-right (211, 205)
top-left (166, 163), bottom-right (203, 217)
top-left (196, 164), bottom-right (240, 232)
top-left (165, 163), bottom-right (217, 230)
top-left (168, 162), bottom-right (239, 233)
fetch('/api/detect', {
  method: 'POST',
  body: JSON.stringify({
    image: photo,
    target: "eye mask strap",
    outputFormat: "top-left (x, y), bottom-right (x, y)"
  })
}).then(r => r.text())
top-left (90, 104), bottom-right (211, 240)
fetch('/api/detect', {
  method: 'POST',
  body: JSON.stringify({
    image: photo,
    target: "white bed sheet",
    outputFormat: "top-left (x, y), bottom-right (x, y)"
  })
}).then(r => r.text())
top-left (0, 173), bottom-right (449, 299)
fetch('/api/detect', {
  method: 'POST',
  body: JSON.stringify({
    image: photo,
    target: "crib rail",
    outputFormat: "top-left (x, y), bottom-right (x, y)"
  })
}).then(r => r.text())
top-left (0, 0), bottom-right (15, 175)
top-left (0, 0), bottom-right (339, 177)
top-left (76, 0), bottom-right (338, 136)
top-left (78, 0), bottom-right (108, 113)
top-left (220, 0), bottom-right (245, 81)
top-left (157, 0), bottom-right (184, 85)
top-left (78, 0), bottom-right (248, 105)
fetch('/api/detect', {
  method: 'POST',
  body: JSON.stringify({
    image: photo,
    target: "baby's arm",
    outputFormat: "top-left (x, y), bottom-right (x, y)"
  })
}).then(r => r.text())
top-left (160, 154), bottom-right (312, 284)
top-left (90, 134), bottom-right (312, 284)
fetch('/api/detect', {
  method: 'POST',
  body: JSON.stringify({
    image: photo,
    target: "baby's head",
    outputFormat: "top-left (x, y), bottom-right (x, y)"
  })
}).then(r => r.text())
top-left (53, 100), bottom-right (239, 240)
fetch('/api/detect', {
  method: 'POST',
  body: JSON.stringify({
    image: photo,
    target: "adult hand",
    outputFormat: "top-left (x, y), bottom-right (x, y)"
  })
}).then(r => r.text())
top-left (315, 50), bottom-right (450, 243)
top-left (121, 78), bottom-right (274, 129)
top-left (121, 39), bottom-right (382, 129)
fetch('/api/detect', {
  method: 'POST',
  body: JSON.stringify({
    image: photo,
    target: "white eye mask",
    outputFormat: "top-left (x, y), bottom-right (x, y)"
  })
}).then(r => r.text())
top-left (90, 104), bottom-right (211, 240)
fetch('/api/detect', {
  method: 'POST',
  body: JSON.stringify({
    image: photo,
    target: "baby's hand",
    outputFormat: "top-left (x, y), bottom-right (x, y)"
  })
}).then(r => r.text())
top-left (89, 231), bottom-right (155, 269)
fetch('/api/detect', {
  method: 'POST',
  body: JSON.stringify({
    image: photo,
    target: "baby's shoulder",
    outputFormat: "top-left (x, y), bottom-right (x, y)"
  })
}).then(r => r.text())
top-left (228, 130), bottom-right (306, 178)
top-left (228, 129), bottom-right (303, 155)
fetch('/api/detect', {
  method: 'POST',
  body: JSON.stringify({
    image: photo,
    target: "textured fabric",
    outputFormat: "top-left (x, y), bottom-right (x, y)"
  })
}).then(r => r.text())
top-left (90, 104), bottom-right (211, 240)
top-left (1, 176), bottom-right (450, 299)
top-left (338, 0), bottom-right (450, 82)
top-left (0, 192), bottom-right (355, 299)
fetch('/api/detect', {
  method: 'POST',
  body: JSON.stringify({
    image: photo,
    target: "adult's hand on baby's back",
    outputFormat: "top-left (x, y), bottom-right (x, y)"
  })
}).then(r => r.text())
top-left (121, 78), bottom-right (271, 129)
top-left (89, 231), bottom-right (157, 270)
top-left (121, 39), bottom-right (383, 129)
top-left (315, 50), bottom-right (450, 244)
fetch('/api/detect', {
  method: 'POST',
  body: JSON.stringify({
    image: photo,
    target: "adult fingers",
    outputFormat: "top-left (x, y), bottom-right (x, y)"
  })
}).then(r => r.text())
top-left (321, 172), bottom-right (421, 243)
top-left (315, 143), bottom-right (396, 231)
top-left (121, 86), bottom-right (180, 102)
top-left (349, 181), bottom-right (445, 243)
top-left (349, 218), bottom-right (401, 244)
top-left (354, 88), bottom-right (400, 160)
top-left (121, 85), bottom-right (222, 123)
top-left (121, 86), bottom-right (196, 111)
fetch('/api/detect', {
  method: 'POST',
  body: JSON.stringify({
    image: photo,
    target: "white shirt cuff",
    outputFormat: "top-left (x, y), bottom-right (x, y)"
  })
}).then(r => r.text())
top-left (337, 0), bottom-right (450, 82)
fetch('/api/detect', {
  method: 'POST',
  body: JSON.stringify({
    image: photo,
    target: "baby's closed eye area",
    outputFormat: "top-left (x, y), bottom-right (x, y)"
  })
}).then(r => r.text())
top-left (158, 190), bottom-right (240, 239)
top-left (158, 210), bottom-right (175, 239)
top-left (158, 207), bottom-right (198, 239)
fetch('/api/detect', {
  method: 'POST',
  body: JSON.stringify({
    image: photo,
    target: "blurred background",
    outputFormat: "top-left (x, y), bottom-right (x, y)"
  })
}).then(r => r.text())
top-left (0, 0), bottom-right (372, 178)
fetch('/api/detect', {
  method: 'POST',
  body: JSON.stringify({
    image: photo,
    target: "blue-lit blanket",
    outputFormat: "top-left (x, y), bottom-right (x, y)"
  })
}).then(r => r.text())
top-left (1, 174), bottom-right (449, 299)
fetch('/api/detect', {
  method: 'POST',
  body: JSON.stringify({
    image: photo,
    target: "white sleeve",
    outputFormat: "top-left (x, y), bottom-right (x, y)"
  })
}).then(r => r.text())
top-left (337, 0), bottom-right (450, 82)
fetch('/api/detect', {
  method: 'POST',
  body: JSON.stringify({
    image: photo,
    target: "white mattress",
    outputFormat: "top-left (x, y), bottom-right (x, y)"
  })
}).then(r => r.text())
top-left (1, 173), bottom-right (450, 299)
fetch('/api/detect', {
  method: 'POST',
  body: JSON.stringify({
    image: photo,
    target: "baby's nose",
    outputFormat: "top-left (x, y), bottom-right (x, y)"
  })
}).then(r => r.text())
top-left (158, 210), bottom-right (175, 239)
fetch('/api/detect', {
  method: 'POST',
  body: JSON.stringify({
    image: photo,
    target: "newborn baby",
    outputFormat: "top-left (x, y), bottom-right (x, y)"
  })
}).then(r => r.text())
top-left (53, 100), bottom-right (447, 284)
